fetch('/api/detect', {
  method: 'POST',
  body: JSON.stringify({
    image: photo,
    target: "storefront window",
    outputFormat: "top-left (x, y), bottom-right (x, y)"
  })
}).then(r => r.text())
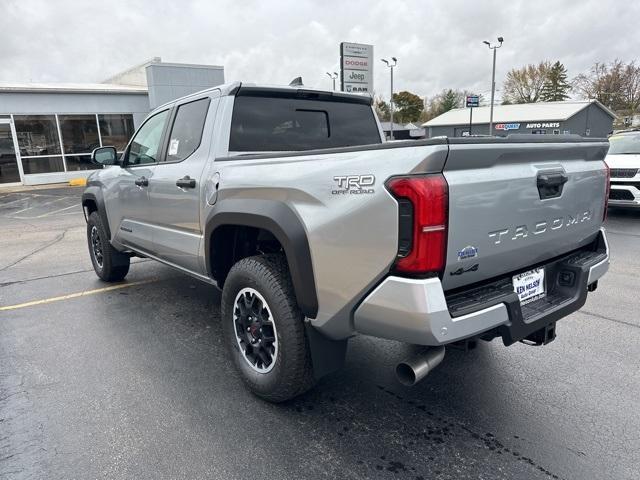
top-left (99, 114), bottom-right (134, 151)
top-left (21, 156), bottom-right (65, 174)
top-left (11, 112), bottom-right (136, 177)
top-left (65, 154), bottom-right (99, 171)
top-left (59, 115), bottom-right (100, 154)
top-left (13, 115), bottom-right (62, 156)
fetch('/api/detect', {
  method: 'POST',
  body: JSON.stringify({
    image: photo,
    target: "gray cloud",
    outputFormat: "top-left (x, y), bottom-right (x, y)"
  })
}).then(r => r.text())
top-left (1, 0), bottom-right (637, 101)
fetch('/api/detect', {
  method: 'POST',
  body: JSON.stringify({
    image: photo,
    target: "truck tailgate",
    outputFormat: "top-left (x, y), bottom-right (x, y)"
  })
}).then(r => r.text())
top-left (441, 137), bottom-right (609, 290)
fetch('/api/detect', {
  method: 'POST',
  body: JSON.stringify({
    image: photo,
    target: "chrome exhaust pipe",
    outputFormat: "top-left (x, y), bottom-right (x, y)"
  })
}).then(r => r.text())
top-left (395, 346), bottom-right (445, 386)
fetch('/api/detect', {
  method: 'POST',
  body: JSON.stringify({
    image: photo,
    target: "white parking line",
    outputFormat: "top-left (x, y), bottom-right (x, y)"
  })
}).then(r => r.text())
top-left (0, 196), bottom-right (30, 207)
top-left (35, 204), bottom-right (80, 218)
top-left (10, 196), bottom-right (68, 216)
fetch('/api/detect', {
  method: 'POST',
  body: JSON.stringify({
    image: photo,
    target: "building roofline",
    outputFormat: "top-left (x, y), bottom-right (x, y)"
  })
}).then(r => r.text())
top-left (589, 99), bottom-right (617, 119)
top-left (422, 99), bottom-right (617, 128)
top-left (102, 57), bottom-right (161, 84)
top-left (148, 62), bottom-right (224, 70)
top-left (0, 83), bottom-right (148, 94)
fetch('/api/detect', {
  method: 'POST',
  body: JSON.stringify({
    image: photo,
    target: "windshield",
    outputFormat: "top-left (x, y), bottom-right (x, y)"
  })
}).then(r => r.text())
top-left (608, 133), bottom-right (640, 154)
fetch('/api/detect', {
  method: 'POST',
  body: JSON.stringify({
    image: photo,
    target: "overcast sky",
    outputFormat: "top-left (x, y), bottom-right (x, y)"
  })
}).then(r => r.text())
top-left (1, 0), bottom-right (637, 101)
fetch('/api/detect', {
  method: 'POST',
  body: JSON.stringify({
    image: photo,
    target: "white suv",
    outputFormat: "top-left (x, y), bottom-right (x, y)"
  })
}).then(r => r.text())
top-left (607, 131), bottom-right (640, 207)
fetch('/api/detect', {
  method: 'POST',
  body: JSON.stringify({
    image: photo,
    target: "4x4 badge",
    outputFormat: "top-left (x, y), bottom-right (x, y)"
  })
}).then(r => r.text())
top-left (450, 264), bottom-right (479, 276)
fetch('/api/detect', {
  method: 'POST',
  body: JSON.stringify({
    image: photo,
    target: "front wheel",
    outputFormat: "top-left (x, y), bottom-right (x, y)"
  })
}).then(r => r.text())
top-left (87, 211), bottom-right (130, 282)
top-left (221, 254), bottom-right (315, 402)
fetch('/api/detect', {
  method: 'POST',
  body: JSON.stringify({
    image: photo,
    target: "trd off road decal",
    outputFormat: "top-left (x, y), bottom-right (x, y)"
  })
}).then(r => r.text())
top-left (332, 175), bottom-right (375, 195)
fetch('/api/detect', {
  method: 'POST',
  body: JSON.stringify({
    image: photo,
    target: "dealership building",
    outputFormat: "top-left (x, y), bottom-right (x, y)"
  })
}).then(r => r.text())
top-left (0, 58), bottom-right (224, 186)
top-left (422, 100), bottom-right (616, 138)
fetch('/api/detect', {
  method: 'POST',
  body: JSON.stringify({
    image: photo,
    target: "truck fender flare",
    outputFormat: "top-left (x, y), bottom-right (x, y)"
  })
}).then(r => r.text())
top-left (204, 199), bottom-right (318, 318)
top-left (81, 186), bottom-right (111, 240)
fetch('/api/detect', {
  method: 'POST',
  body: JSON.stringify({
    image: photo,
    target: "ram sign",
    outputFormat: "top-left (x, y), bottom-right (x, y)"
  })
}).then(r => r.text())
top-left (340, 42), bottom-right (374, 94)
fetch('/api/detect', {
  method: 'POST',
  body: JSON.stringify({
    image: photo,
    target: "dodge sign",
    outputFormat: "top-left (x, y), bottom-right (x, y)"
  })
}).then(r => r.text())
top-left (340, 42), bottom-right (374, 94)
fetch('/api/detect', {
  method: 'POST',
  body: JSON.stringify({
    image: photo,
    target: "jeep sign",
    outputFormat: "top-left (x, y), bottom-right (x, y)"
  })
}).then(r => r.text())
top-left (340, 42), bottom-right (373, 94)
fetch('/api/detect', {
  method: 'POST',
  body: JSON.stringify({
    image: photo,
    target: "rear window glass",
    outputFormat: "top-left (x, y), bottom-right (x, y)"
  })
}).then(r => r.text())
top-left (229, 95), bottom-right (381, 151)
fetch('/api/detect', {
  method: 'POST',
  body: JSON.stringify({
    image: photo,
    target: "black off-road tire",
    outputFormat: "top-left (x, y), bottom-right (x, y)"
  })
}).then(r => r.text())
top-left (221, 254), bottom-right (315, 402)
top-left (87, 211), bottom-right (130, 282)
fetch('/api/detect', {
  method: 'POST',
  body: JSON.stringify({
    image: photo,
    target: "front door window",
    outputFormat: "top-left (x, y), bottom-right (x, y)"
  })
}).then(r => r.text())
top-left (125, 110), bottom-right (170, 166)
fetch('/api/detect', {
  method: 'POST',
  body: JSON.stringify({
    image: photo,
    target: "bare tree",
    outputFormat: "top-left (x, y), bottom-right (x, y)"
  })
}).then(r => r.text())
top-left (622, 62), bottom-right (640, 116)
top-left (502, 61), bottom-right (552, 104)
top-left (573, 60), bottom-right (640, 126)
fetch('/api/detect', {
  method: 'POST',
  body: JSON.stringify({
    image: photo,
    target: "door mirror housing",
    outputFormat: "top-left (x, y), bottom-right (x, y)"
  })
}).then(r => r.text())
top-left (91, 146), bottom-right (118, 166)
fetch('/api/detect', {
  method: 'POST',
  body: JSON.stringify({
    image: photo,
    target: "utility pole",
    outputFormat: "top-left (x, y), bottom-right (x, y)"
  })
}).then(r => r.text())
top-left (326, 72), bottom-right (338, 91)
top-left (381, 57), bottom-right (397, 140)
top-left (483, 37), bottom-right (503, 136)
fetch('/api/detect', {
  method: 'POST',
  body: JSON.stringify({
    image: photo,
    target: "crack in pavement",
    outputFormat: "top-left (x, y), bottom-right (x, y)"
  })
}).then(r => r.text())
top-left (0, 268), bottom-right (96, 288)
top-left (581, 309), bottom-right (640, 329)
top-left (0, 259), bottom-right (151, 288)
top-left (0, 229), bottom-right (70, 272)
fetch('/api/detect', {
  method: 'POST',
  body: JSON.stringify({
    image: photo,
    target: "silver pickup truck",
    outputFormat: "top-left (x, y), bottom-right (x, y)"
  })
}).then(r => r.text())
top-left (83, 83), bottom-right (610, 401)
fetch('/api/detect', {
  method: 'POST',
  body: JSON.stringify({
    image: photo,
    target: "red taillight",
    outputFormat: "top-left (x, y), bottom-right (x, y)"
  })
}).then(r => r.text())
top-left (603, 160), bottom-right (610, 221)
top-left (386, 174), bottom-right (449, 275)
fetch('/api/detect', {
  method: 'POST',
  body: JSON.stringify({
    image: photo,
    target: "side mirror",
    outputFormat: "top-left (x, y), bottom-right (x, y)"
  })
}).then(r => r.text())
top-left (91, 146), bottom-right (118, 166)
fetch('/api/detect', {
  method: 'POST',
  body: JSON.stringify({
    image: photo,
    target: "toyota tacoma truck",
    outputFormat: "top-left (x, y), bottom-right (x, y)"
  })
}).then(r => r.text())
top-left (82, 83), bottom-right (610, 402)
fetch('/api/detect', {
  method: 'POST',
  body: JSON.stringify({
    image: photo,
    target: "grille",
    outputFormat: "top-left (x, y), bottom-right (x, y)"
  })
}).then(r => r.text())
top-left (610, 168), bottom-right (638, 178)
top-left (609, 189), bottom-right (635, 200)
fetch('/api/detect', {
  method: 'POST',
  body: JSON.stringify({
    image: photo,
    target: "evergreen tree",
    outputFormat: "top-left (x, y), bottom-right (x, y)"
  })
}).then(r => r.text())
top-left (541, 61), bottom-right (571, 101)
top-left (440, 89), bottom-right (459, 113)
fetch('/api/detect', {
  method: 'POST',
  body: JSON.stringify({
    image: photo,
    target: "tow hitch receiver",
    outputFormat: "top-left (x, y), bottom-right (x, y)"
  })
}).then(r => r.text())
top-left (521, 322), bottom-right (556, 346)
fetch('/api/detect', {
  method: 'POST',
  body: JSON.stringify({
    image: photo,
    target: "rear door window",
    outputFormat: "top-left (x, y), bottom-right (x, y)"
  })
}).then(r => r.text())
top-left (229, 95), bottom-right (381, 151)
top-left (164, 97), bottom-right (211, 162)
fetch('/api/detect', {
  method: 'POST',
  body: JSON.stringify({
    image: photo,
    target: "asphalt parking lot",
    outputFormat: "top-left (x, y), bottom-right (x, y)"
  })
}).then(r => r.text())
top-left (0, 186), bottom-right (639, 480)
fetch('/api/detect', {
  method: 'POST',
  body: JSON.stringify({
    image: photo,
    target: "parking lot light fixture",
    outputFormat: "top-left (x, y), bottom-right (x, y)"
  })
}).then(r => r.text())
top-left (381, 57), bottom-right (398, 140)
top-left (326, 72), bottom-right (338, 91)
top-left (484, 37), bottom-right (503, 136)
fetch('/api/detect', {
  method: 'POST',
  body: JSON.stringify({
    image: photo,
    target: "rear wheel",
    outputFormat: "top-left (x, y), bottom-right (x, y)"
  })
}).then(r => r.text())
top-left (221, 254), bottom-right (315, 402)
top-left (87, 211), bottom-right (130, 282)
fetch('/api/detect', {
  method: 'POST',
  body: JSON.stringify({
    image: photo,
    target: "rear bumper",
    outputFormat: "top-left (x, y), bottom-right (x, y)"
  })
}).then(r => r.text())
top-left (353, 228), bottom-right (609, 346)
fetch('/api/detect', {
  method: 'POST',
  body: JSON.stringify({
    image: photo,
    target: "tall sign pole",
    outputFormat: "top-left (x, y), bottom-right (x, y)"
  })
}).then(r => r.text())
top-left (381, 57), bottom-right (397, 140)
top-left (483, 37), bottom-right (503, 136)
top-left (466, 95), bottom-right (479, 136)
top-left (390, 64), bottom-right (394, 140)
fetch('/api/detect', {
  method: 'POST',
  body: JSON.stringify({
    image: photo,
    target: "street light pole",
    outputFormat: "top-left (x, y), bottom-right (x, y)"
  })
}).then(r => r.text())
top-left (326, 72), bottom-right (338, 91)
top-left (381, 57), bottom-right (397, 140)
top-left (483, 37), bottom-right (503, 136)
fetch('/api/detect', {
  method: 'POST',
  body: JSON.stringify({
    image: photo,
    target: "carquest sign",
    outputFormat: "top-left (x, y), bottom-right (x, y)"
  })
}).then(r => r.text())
top-left (494, 123), bottom-right (521, 131)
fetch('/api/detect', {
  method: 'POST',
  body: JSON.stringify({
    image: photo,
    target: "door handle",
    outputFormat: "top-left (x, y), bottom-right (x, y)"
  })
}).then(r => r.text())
top-left (134, 176), bottom-right (149, 187)
top-left (176, 175), bottom-right (196, 189)
top-left (536, 171), bottom-right (568, 200)
top-left (537, 172), bottom-right (568, 187)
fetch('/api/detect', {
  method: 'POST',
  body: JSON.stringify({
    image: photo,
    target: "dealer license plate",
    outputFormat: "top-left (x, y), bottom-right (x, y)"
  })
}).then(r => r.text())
top-left (513, 267), bottom-right (545, 305)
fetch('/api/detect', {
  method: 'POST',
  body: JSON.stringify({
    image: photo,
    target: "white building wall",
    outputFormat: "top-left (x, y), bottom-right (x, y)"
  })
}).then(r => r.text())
top-left (0, 91), bottom-right (150, 127)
